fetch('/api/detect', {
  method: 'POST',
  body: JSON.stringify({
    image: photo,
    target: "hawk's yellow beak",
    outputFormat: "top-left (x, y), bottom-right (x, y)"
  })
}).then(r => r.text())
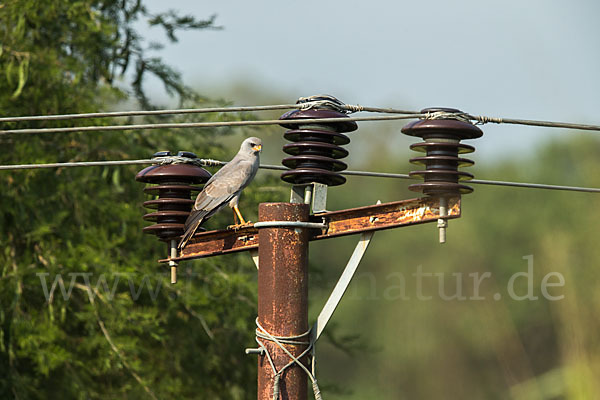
top-left (253, 144), bottom-right (262, 152)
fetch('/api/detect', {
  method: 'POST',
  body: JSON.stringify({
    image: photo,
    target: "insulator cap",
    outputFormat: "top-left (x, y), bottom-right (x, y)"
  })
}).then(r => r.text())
top-left (401, 108), bottom-right (482, 196)
top-left (136, 163), bottom-right (210, 184)
top-left (136, 156), bottom-right (211, 241)
top-left (279, 107), bottom-right (356, 186)
top-left (402, 108), bottom-right (482, 139)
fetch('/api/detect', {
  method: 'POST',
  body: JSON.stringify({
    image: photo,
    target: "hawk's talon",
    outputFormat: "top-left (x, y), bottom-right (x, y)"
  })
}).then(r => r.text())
top-left (227, 221), bottom-right (253, 231)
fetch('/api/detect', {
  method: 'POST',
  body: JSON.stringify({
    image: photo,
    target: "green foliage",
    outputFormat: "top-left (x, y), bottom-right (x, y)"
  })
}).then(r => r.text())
top-left (0, 0), bottom-right (216, 113)
top-left (4, 1), bottom-right (598, 398)
top-left (310, 133), bottom-right (600, 399)
top-left (0, 1), bottom-right (278, 399)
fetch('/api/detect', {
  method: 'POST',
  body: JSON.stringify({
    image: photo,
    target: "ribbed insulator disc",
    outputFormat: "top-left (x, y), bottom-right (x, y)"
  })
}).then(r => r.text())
top-left (282, 155), bottom-right (347, 171)
top-left (142, 224), bottom-right (186, 238)
top-left (142, 198), bottom-right (195, 210)
top-left (410, 142), bottom-right (475, 155)
top-left (281, 169), bottom-right (346, 186)
top-left (283, 142), bottom-right (349, 159)
top-left (409, 155), bottom-right (475, 168)
top-left (283, 129), bottom-right (351, 145)
top-left (408, 182), bottom-right (474, 195)
top-left (143, 184), bottom-right (202, 194)
top-left (142, 211), bottom-right (191, 222)
top-left (409, 170), bottom-right (474, 181)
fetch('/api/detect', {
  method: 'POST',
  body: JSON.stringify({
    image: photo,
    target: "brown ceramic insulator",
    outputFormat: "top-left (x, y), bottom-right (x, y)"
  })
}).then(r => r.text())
top-left (136, 152), bottom-right (212, 241)
top-left (402, 108), bottom-right (482, 196)
top-left (279, 108), bottom-right (357, 186)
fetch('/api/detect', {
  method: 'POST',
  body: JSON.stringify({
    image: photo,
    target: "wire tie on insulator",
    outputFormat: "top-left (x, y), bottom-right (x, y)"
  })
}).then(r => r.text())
top-left (150, 155), bottom-right (224, 168)
top-left (473, 115), bottom-right (503, 125)
top-left (200, 158), bottom-right (225, 167)
top-left (344, 104), bottom-right (364, 113)
top-left (296, 94), bottom-right (350, 114)
top-left (151, 155), bottom-right (203, 166)
top-left (422, 111), bottom-right (473, 124)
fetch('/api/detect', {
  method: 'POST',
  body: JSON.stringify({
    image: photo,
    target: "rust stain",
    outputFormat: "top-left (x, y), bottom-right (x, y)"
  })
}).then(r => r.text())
top-left (162, 226), bottom-right (258, 262)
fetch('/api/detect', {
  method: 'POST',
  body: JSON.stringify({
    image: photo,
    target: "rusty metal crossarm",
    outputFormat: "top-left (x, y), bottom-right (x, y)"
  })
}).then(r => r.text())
top-left (165, 227), bottom-right (259, 262)
top-left (312, 196), bottom-right (460, 240)
top-left (162, 196), bottom-right (460, 262)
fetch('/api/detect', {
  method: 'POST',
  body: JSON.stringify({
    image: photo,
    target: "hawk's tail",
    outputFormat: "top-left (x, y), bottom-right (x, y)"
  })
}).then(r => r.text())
top-left (178, 210), bottom-right (208, 250)
top-left (177, 220), bottom-right (200, 250)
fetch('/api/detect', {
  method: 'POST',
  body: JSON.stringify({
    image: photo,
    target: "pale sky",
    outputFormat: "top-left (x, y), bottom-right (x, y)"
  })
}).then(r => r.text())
top-left (139, 0), bottom-right (600, 162)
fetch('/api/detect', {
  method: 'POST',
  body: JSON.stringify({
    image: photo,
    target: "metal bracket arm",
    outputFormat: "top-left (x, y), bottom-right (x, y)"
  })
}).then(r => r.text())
top-left (163, 196), bottom-right (460, 262)
top-left (312, 231), bottom-right (374, 342)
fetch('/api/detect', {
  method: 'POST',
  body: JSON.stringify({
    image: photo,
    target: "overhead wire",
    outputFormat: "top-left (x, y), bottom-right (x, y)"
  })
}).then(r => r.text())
top-left (0, 104), bottom-right (304, 123)
top-left (1, 101), bottom-right (600, 135)
top-left (0, 114), bottom-right (422, 136)
top-left (1, 158), bottom-right (599, 194)
top-left (0, 159), bottom-right (155, 170)
top-left (2, 99), bottom-right (599, 192)
top-left (0, 101), bottom-right (421, 123)
top-left (467, 114), bottom-right (600, 132)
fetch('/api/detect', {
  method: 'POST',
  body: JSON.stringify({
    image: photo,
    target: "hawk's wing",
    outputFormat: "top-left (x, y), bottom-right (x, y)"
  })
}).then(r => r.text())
top-left (178, 159), bottom-right (257, 249)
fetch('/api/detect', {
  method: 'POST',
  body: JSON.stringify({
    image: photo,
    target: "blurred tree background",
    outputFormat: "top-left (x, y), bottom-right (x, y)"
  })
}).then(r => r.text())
top-left (0, 1), bottom-right (283, 398)
top-left (308, 133), bottom-right (600, 399)
top-left (1, 1), bottom-right (600, 400)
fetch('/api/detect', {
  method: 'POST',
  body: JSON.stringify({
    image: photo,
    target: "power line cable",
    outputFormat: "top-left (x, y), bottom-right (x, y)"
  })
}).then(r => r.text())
top-left (2, 102), bottom-right (600, 134)
top-left (0, 114), bottom-right (422, 136)
top-left (0, 160), bottom-right (155, 170)
top-left (0, 104), bottom-right (304, 123)
top-left (0, 100), bottom-right (422, 123)
top-left (1, 158), bottom-right (599, 194)
top-left (468, 178), bottom-right (600, 193)
top-left (467, 114), bottom-right (600, 132)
